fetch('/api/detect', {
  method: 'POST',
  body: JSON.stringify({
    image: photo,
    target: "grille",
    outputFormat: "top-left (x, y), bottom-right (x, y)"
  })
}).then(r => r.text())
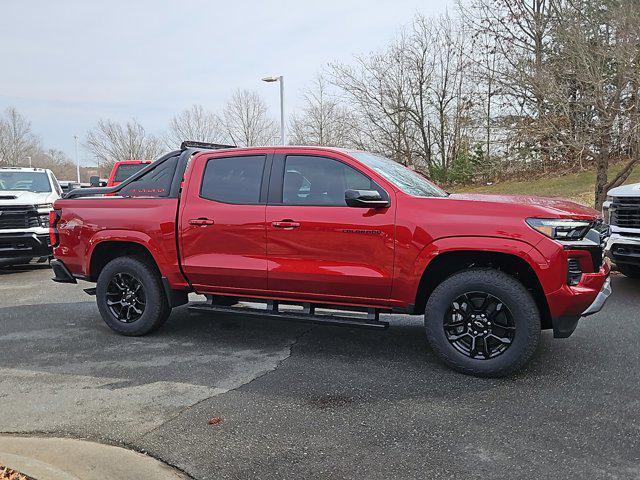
top-left (0, 206), bottom-right (40, 230)
top-left (0, 239), bottom-right (33, 252)
top-left (610, 197), bottom-right (640, 229)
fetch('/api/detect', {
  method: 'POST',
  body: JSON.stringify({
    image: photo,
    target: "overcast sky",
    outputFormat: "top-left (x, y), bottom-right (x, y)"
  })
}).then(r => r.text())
top-left (0, 0), bottom-right (453, 165)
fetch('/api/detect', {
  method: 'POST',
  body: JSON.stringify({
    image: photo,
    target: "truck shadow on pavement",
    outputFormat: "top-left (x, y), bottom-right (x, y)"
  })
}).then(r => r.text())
top-left (0, 263), bottom-right (51, 275)
top-left (0, 299), bottom-right (585, 395)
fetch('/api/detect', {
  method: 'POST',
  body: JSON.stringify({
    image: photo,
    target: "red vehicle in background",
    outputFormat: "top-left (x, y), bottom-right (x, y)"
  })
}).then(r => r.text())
top-left (49, 141), bottom-right (611, 377)
top-left (106, 160), bottom-right (152, 188)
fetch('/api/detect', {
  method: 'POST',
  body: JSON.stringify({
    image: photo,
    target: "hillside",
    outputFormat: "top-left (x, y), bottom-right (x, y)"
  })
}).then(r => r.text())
top-left (450, 163), bottom-right (640, 207)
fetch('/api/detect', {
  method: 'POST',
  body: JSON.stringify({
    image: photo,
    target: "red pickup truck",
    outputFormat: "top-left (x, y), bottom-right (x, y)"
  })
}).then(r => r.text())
top-left (50, 142), bottom-right (611, 377)
top-left (106, 160), bottom-right (152, 188)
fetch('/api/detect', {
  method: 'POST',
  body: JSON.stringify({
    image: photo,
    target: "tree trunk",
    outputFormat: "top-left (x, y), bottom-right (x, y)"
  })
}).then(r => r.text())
top-left (594, 153), bottom-right (609, 210)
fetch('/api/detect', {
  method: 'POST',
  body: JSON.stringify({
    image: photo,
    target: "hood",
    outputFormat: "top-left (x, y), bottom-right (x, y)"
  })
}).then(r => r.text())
top-left (449, 193), bottom-right (599, 220)
top-left (0, 190), bottom-right (58, 208)
top-left (607, 182), bottom-right (640, 197)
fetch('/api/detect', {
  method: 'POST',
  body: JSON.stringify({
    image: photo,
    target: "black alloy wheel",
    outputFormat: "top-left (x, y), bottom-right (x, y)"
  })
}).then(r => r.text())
top-left (106, 272), bottom-right (146, 323)
top-left (443, 292), bottom-right (516, 360)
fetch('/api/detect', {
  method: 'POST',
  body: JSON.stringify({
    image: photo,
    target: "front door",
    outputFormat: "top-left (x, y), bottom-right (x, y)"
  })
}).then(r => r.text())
top-left (180, 151), bottom-right (271, 294)
top-left (265, 153), bottom-right (395, 304)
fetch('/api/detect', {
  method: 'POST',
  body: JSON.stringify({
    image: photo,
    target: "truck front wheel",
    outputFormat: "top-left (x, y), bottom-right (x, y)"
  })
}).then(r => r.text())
top-left (424, 268), bottom-right (541, 377)
top-left (96, 256), bottom-right (171, 336)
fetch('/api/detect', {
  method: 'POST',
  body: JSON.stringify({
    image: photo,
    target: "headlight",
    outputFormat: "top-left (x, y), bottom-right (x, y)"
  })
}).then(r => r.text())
top-left (36, 203), bottom-right (53, 211)
top-left (526, 218), bottom-right (592, 240)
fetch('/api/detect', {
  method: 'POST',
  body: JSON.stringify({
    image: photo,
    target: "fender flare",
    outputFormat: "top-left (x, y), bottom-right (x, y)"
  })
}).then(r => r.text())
top-left (84, 229), bottom-right (169, 278)
top-left (407, 236), bottom-right (552, 305)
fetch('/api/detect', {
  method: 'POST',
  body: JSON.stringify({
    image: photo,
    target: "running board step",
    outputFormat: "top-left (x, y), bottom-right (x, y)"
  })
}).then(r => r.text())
top-left (188, 302), bottom-right (389, 330)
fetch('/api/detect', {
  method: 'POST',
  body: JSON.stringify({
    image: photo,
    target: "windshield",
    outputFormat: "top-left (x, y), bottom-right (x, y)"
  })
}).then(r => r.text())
top-left (0, 171), bottom-right (51, 193)
top-left (114, 163), bottom-right (148, 183)
top-left (350, 152), bottom-right (447, 198)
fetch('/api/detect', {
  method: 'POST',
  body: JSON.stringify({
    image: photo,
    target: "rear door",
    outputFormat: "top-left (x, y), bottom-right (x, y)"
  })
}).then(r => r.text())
top-left (265, 150), bottom-right (396, 304)
top-left (179, 150), bottom-right (272, 294)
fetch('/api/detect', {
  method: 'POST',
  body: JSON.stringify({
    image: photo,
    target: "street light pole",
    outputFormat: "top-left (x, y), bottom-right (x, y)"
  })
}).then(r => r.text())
top-left (74, 135), bottom-right (80, 183)
top-left (262, 75), bottom-right (285, 145)
top-left (26, 156), bottom-right (31, 168)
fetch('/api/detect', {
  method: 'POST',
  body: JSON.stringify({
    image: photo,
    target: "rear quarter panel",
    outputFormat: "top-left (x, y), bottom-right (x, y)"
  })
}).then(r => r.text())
top-left (53, 197), bottom-right (186, 287)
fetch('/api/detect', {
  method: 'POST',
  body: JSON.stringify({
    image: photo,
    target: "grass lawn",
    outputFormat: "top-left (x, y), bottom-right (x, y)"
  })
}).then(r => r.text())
top-left (450, 163), bottom-right (640, 207)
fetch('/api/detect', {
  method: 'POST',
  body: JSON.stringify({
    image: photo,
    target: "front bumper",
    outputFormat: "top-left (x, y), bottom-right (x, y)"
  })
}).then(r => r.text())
top-left (606, 230), bottom-right (640, 266)
top-left (0, 232), bottom-right (51, 260)
top-left (581, 276), bottom-right (612, 316)
top-left (547, 263), bottom-right (611, 338)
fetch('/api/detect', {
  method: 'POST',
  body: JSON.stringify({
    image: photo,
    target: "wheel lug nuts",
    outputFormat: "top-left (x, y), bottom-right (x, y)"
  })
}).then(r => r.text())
top-left (473, 331), bottom-right (478, 334)
top-left (483, 330), bottom-right (487, 334)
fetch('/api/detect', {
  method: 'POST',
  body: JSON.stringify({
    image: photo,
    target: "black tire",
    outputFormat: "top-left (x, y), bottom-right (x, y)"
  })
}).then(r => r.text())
top-left (96, 256), bottom-right (171, 336)
top-left (424, 268), bottom-right (540, 378)
top-left (617, 264), bottom-right (640, 279)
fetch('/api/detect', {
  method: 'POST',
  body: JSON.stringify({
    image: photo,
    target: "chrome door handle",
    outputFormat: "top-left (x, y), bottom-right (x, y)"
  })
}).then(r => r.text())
top-left (272, 220), bottom-right (300, 229)
top-left (189, 218), bottom-right (215, 226)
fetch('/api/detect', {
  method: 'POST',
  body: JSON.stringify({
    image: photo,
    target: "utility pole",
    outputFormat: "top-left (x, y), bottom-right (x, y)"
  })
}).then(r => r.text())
top-left (74, 135), bottom-right (80, 183)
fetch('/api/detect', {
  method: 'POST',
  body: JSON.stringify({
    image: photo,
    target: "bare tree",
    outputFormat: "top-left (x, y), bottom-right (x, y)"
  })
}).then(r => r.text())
top-left (330, 34), bottom-right (416, 166)
top-left (85, 119), bottom-right (164, 168)
top-left (0, 107), bottom-right (40, 166)
top-left (459, 0), bottom-right (558, 170)
top-left (510, 0), bottom-right (640, 208)
top-left (289, 75), bottom-right (354, 147)
top-left (221, 90), bottom-right (277, 146)
top-left (166, 105), bottom-right (226, 149)
top-left (420, 15), bottom-right (476, 177)
top-left (330, 14), bottom-right (477, 180)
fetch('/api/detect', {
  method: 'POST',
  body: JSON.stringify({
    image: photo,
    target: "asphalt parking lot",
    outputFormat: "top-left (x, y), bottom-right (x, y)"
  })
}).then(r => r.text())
top-left (0, 265), bottom-right (638, 479)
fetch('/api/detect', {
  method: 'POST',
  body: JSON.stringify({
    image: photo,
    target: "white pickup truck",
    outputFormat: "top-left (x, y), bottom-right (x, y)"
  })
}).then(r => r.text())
top-left (604, 182), bottom-right (640, 279)
top-left (0, 167), bottom-right (62, 267)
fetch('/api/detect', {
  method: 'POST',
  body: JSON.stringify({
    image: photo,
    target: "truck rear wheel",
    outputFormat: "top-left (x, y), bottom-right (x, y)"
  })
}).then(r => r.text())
top-left (617, 264), bottom-right (640, 279)
top-left (424, 268), bottom-right (540, 378)
top-left (96, 256), bottom-right (171, 336)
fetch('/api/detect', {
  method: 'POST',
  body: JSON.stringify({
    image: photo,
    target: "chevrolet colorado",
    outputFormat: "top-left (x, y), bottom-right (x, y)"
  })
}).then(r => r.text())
top-left (50, 143), bottom-right (611, 377)
top-left (0, 167), bottom-right (62, 266)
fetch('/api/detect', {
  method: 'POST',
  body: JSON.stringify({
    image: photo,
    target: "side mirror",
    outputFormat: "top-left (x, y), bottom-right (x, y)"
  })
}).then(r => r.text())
top-left (345, 189), bottom-right (390, 208)
top-left (89, 176), bottom-right (101, 187)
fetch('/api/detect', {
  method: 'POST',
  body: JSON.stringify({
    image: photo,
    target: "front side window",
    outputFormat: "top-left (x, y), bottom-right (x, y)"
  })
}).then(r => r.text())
top-left (0, 171), bottom-right (52, 193)
top-left (283, 155), bottom-right (374, 206)
top-left (350, 151), bottom-right (447, 198)
top-left (201, 155), bottom-right (266, 204)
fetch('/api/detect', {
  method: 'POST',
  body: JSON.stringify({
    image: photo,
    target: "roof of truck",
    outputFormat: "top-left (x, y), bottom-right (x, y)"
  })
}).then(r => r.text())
top-left (0, 167), bottom-right (50, 172)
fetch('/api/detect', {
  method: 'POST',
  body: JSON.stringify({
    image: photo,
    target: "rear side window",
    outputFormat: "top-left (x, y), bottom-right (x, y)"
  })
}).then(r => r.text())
top-left (119, 156), bottom-right (178, 197)
top-left (200, 155), bottom-right (266, 204)
top-left (114, 163), bottom-right (148, 182)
